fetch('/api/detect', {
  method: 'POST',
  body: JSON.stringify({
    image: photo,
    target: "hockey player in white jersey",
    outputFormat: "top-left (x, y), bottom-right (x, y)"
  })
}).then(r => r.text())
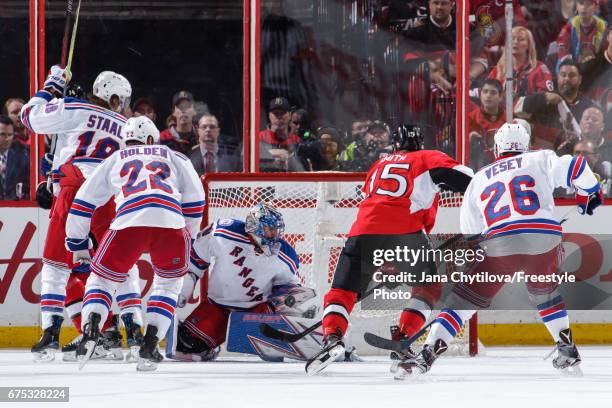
top-left (22, 66), bottom-right (144, 361)
top-left (64, 116), bottom-right (205, 371)
top-left (172, 203), bottom-right (319, 361)
top-left (396, 123), bottom-right (602, 378)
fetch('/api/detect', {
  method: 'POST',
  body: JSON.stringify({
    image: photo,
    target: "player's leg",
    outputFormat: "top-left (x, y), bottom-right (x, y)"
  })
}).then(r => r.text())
top-left (306, 236), bottom-right (361, 375)
top-left (524, 245), bottom-right (581, 373)
top-left (116, 265), bottom-right (144, 361)
top-left (138, 227), bottom-right (189, 370)
top-left (78, 228), bottom-right (144, 365)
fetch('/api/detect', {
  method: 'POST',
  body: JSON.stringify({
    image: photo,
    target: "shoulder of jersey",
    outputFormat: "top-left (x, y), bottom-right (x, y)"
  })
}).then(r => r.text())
top-left (172, 150), bottom-right (190, 161)
top-left (63, 97), bottom-right (127, 123)
top-left (213, 219), bottom-right (251, 244)
top-left (277, 239), bottom-right (299, 275)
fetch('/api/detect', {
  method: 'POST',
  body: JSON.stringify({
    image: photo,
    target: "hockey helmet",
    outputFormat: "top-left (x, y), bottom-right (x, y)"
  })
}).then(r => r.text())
top-left (392, 124), bottom-right (424, 152)
top-left (93, 71), bottom-right (132, 111)
top-left (123, 116), bottom-right (160, 145)
top-left (493, 123), bottom-right (530, 158)
top-left (245, 202), bottom-right (285, 256)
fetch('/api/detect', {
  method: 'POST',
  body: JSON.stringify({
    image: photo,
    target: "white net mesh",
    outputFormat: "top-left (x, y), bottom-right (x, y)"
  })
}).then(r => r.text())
top-left (205, 174), bottom-right (476, 355)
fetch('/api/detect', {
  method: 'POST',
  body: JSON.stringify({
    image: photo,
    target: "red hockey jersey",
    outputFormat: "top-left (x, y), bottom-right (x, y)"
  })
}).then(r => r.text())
top-left (348, 150), bottom-right (473, 236)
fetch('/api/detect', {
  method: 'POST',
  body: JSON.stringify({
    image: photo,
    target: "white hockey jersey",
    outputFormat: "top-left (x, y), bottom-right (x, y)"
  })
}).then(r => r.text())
top-left (460, 150), bottom-right (599, 239)
top-left (189, 219), bottom-right (301, 309)
top-left (21, 91), bottom-right (126, 178)
top-left (65, 144), bottom-right (205, 240)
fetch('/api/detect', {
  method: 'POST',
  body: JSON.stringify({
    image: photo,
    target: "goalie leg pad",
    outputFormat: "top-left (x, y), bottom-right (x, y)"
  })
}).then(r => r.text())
top-left (182, 297), bottom-right (230, 349)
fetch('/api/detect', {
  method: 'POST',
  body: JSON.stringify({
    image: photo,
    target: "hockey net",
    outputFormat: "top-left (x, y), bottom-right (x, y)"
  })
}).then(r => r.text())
top-left (203, 172), bottom-right (478, 356)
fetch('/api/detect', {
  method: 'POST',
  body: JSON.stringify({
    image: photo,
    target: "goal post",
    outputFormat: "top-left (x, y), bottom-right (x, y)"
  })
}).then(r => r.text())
top-left (203, 172), bottom-right (479, 356)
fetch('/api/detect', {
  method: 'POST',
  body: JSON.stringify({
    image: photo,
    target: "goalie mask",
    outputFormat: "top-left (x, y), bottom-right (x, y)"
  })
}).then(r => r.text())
top-left (392, 124), bottom-right (423, 152)
top-left (93, 71), bottom-right (132, 111)
top-left (123, 116), bottom-right (160, 145)
top-left (245, 202), bottom-right (285, 256)
top-left (493, 123), bottom-right (530, 158)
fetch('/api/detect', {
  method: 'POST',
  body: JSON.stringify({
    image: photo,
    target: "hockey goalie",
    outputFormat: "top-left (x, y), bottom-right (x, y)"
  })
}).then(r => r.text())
top-left (168, 203), bottom-right (322, 362)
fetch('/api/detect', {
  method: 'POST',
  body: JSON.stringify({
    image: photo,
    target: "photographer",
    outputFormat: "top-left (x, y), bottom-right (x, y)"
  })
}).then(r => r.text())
top-left (337, 121), bottom-right (392, 172)
top-left (297, 126), bottom-right (343, 171)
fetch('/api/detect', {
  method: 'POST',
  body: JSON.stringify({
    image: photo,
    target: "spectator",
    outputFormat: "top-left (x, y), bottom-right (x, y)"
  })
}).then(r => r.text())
top-left (516, 60), bottom-right (596, 148)
top-left (3, 98), bottom-right (27, 146)
top-left (259, 96), bottom-right (303, 172)
top-left (337, 121), bottom-right (391, 171)
top-left (189, 113), bottom-right (241, 175)
top-left (579, 29), bottom-right (612, 103)
top-left (522, 0), bottom-right (576, 62)
top-left (0, 115), bottom-right (29, 200)
top-left (160, 90), bottom-right (198, 155)
top-left (403, 0), bottom-right (456, 53)
top-left (581, 106), bottom-right (611, 161)
top-left (555, 0), bottom-right (608, 69)
top-left (489, 26), bottom-right (554, 100)
top-left (289, 108), bottom-right (314, 141)
top-left (298, 126), bottom-right (343, 171)
top-left (469, 78), bottom-right (506, 168)
top-left (573, 139), bottom-right (611, 195)
top-left (132, 97), bottom-right (157, 123)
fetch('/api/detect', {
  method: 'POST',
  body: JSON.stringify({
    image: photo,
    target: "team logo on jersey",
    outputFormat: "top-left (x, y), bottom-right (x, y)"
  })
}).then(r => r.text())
top-left (218, 218), bottom-right (233, 226)
top-left (45, 104), bottom-right (59, 114)
top-left (172, 257), bottom-right (180, 264)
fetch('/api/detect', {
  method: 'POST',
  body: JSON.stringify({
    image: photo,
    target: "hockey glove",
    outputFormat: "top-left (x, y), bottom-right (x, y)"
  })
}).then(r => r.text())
top-left (40, 153), bottom-right (54, 177)
top-left (65, 237), bottom-right (93, 265)
top-left (44, 65), bottom-right (71, 97)
top-left (576, 188), bottom-right (602, 216)
top-left (178, 272), bottom-right (199, 308)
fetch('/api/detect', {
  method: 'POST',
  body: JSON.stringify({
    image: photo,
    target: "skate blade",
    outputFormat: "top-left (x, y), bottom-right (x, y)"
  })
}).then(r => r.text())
top-left (126, 346), bottom-right (140, 363)
top-left (33, 349), bottom-right (56, 363)
top-left (77, 340), bottom-right (97, 370)
top-left (136, 357), bottom-right (158, 372)
top-left (62, 351), bottom-right (77, 362)
top-left (305, 344), bottom-right (345, 376)
top-left (106, 347), bottom-right (124, 361)
top-left (559, 364), bottom-right (583, 378)
top-left (390, 360), bottom-right (400, 374)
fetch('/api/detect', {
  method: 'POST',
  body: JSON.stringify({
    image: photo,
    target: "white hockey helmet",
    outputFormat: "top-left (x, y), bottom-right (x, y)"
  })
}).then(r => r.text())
top-left (512, 118), bottom-right (532, 138)
top-left (493, 123), bottom-right (530, 158)
top-left (92, 71), bottom-right (132, 111)
top-left (123, 116), bottom-right (160, 145)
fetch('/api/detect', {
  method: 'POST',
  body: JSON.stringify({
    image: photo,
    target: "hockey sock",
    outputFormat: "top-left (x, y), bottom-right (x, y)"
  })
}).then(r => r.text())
top-left (425, 308), bottom-right (475, 347)
top-left (145, 276), bottom-right (181, 339)
top-left (40, 263), bottom-right (70, 330)
top-left (536, 295), bottom-right (569, 342)
top-left (81, 273), bottom-right (118, 332)
top-left (322, 288), bottom-right (357, 338)
top-left (116, 265), bottom-right (144, 326)
top-left (65, 272), bottom-right (87, 333)
top-left (399, 296), bottom-right (433, 337)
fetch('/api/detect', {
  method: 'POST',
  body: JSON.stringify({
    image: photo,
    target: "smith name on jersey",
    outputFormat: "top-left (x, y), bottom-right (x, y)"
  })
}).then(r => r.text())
top-left (66, 144), bottom-right (205, 240)
top-left (21, 91), bottom-right (127, 179)
top-left (189, 219), bottom-right (300, 310)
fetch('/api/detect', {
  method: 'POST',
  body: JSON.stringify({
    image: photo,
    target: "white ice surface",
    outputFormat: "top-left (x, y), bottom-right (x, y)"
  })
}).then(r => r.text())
top-left (1, 347), bottom-right (611, 408)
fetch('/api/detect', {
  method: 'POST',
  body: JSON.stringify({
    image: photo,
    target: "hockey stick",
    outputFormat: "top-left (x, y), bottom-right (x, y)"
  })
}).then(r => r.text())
top-left (363, 319), bottom-right (436, 354)
top-left (259, 320), bottom-right (322, 343)
top-left (65, 0), bottom-right (82, 76)
top-left (60, 0), bottom-right (74, 68)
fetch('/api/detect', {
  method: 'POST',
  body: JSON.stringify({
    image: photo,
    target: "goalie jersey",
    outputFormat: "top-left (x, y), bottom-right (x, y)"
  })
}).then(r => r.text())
top-left (21, 91), bottom-right (126, 178)
top-left (460, 150), bottom-right (600, 238)
top-left (189, 219), bottom-right (301, 309)
top-left (66, 144), bottom-right (205, 240)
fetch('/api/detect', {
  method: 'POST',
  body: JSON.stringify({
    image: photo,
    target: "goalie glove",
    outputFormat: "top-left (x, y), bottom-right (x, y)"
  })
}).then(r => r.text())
top-left (268, 285), bottom-right (319, 318)
top-left (576, 187), bottom-right (602, 216)
top-left (178, 272), bottom-right (199, 308)
top-left (65, 237), bottom-right (92, 265)
top-left (44, 65), bottom-right (71, 97)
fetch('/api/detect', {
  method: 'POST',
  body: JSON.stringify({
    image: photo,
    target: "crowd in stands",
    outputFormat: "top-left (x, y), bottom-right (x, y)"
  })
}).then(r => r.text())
top-left (1, 0), bottom-right (610, 201)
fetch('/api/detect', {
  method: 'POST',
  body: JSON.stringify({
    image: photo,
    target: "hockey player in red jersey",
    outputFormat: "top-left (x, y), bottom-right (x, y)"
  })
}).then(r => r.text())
top-left (397, 123), bottom-right (602, 378)
top-left (306, 124), bottom-right (474, 375)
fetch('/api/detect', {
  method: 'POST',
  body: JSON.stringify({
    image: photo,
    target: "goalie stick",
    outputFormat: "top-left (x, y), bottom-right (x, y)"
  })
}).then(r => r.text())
top-left (259, 320), bottom-right (322, 342)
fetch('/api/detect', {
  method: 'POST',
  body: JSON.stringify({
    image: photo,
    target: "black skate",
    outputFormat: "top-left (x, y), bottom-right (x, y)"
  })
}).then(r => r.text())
top-left (62, 334), bottom-right (109, 362)
top-left (395, 339), bottom-right (447, 379)
top-left (101, 315), bottom-right (124, 361)
top-left (305, 332), bottom-right (345, 376)
top-left (389, 325), bottom-right (416, 374)
top-left (548, 329), bottom-right (582, 377)
top-left (31, 315), bottom-right (63, 362)
top-left (137, 326), bottom-right (163, 372)
top-left (172, 322), bottom-right (220, 362)
top-left (121, 313), bottom-right (143, 362)
top-left (77, 312), bottom-right (102, 370)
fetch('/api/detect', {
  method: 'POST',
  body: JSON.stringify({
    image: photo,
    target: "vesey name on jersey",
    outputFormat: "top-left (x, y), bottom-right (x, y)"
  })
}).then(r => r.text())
top-left (228, 245), bottom-right (264, 303)
top-left (485, 157), bottom-right (523, 179)
top-left (120, 146), bottom-right (169, 160)
top-left (86, 114), bottom-right (123, 138)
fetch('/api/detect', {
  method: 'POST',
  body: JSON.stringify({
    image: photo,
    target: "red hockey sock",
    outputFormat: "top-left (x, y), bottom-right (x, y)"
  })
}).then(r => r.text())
top-left (322, 288), bottom-right (357, 338)
top-left (399, 309), bottom-right (427, 338)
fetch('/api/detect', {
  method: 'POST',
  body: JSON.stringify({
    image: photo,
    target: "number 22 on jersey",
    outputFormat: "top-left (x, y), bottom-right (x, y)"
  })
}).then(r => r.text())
top-left (120, 159), bottom-right (173, 197)
top-left (481, 175), bottom-right (540, 226)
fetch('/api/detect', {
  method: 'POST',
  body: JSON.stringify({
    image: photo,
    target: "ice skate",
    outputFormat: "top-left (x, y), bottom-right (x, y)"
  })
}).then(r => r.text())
top-left (121, 313), bottom-right (143, 362)
top-left (137, 326), bottom-right (163, 372)
top-left (305, 332), bottom-right (345, 375)
top-left (31, 315), bottom-right (63, 362)
top-left (77, 312), bottom-right (102, 370)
